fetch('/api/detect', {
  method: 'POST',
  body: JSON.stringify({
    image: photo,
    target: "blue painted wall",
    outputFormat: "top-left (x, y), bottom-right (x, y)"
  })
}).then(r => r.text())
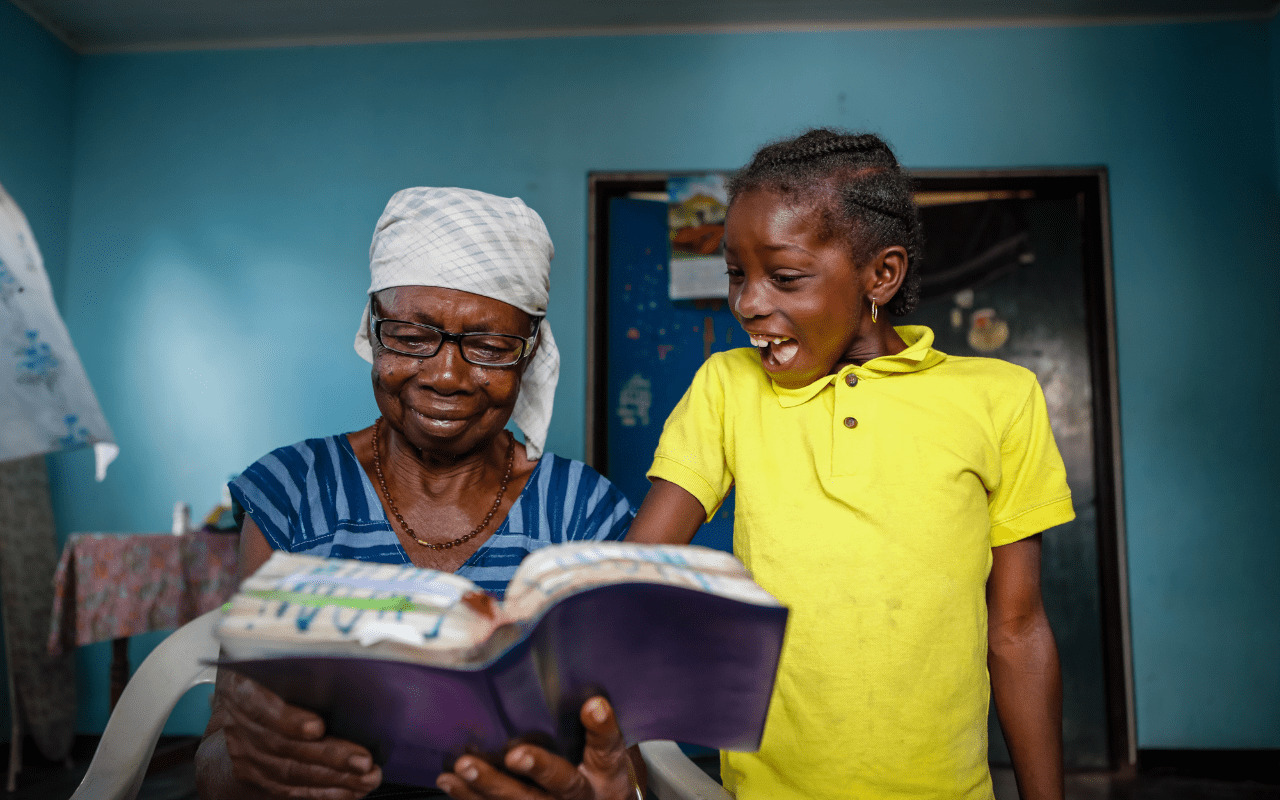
top-left (2, 10), bottom-right (1277, 748)
top-left (0, 2), bottom-right (75, 303)
top-left (0, 0), bottom-right (77, 737)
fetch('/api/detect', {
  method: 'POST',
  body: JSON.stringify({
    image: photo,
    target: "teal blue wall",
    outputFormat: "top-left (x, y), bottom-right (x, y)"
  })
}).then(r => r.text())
top-left (0, 2), bottom-right (75, 302)
top-left (0, 0), bottom-right (77, 737)
top-left (3, 10), bottom-right (1278, 748)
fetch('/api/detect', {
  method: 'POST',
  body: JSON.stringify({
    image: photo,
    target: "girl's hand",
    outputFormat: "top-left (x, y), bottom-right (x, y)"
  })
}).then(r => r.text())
top-left (436, 697), bottom-right (638, 800)
top-left (220, 671), bottom-right (384, 799)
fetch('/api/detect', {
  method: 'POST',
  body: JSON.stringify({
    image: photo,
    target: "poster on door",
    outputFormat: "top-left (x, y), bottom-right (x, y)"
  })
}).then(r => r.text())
top-left (667, 174), bottom-right (729, 301)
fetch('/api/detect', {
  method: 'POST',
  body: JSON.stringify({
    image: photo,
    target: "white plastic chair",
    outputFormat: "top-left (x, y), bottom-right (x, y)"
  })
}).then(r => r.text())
top-left (69, 608), bottom-right (220, 800)
top-left (69, 608), bottom-right (733, 800)
top-left (638, 741), bottom-right (733, 800)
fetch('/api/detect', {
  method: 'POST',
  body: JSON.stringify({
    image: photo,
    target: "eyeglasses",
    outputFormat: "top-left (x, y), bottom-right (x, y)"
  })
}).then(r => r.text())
top-left (370, 314), bottom-right (539, 367)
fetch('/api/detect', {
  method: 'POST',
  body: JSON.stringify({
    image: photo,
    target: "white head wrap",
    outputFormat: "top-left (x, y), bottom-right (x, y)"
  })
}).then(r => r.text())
top-left (355, 187), bottom-right (559, 460)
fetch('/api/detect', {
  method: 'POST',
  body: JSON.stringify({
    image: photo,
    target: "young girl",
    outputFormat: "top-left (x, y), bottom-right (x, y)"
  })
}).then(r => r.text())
top-left (627, 129), bottom-right (1075, 800)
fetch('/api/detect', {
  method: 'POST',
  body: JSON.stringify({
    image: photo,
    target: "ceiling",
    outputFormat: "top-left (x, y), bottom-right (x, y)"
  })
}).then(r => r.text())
top-left (11, 0), bottom-right (1279, 54)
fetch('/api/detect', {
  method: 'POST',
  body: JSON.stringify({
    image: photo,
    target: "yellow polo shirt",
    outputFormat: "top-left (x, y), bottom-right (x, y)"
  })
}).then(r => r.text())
top-left (648, 326), bottom-right (1074, 800)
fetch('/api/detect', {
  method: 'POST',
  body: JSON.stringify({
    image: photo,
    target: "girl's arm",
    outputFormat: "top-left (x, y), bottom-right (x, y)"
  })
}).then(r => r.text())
top-left (987, 534), bottom-right (1064, 800)
top-left (625, 479), bottom-right (708, 545)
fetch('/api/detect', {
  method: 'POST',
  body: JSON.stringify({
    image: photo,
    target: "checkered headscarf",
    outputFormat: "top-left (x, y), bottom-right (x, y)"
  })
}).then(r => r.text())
top-left (354, 187), bottom-right (559, 459)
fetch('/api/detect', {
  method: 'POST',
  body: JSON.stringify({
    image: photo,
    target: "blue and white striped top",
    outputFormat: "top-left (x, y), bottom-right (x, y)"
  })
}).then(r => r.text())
top-left (229, 435), bottom-right (634, 598)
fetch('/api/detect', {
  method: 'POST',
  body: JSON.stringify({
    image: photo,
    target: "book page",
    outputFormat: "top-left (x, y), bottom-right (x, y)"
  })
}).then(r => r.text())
top-left (501, 542), bottom-right (781, 623)
top-left (216, 552), bottom-right (502, 666)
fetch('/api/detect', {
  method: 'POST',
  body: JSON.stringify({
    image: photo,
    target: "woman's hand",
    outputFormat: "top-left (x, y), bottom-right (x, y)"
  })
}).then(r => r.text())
top-left (198, 517), bottom-right (383, 799)
top-left (206, 671), bottom-right (384, 799)
top-left (435, 697), bottom-right (639, 800)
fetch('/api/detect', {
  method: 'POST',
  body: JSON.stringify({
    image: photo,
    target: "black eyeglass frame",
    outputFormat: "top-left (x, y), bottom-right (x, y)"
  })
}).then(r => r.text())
top-left (370, 313), bottom-right (541, 367)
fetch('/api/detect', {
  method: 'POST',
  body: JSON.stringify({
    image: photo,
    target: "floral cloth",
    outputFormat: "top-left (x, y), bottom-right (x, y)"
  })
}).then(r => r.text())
top-left (47, 532), bottom-right (240, 655)
top-left (0, 181), bottom-right (115, 476)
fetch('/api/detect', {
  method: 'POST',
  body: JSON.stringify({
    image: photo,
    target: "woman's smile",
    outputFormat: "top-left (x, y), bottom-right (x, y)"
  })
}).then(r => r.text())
top-left (410, 404), bottom-right (468, 423)
top-left (405, 399), bottom-right (481, 429)
top-left (408, 391), bottom-right (473, 416)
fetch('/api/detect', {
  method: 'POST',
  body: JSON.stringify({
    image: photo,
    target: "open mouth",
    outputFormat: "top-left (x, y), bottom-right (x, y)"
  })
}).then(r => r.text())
top-left (748, 334), bottom-right (800, 367)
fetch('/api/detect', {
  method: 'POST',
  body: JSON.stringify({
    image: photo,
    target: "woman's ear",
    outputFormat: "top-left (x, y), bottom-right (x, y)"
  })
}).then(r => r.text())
top-left (869, 246), bottom-right (909, 306)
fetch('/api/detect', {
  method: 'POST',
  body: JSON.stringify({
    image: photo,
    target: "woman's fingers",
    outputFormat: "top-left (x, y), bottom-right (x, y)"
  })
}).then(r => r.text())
top-left (577, 698), bottom-right (627, 775)
top-left (224, 673), bottom-right (372, 771)
top-left (227, 672), bottom-right (326, 741)
top-left (232, 752), bottom-right (378, 793)
top-left (437, 697), bottom-right (631, 800)
top-left (226, 700), bottom-right (373, 773)
top-left (435, 773), bottom-right (484, 800)
top-left (226, 729), bottom-right (383, 797)
top-left (439, 755), bottom-right (558, 800)
top-left (221, 673), bottom-right (381, 797)
top-left (502, 746), bottom-right (592, 800)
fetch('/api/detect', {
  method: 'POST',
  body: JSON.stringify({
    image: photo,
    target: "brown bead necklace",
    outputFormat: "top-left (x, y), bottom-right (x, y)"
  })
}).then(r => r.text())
top-left (371, 417), bottom-right (514, 551)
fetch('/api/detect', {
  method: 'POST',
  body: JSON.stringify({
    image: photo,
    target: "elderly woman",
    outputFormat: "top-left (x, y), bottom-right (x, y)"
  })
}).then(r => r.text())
top-left (196, 188), bottom-right (640, 800)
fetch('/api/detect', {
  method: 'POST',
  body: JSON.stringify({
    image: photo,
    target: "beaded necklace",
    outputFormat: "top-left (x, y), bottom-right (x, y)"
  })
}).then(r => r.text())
top-left (370, 417), bottom-right (513, 551)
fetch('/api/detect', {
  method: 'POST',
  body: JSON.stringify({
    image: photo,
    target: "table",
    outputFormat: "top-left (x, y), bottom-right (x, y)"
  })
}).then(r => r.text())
top-left (47, 531), bottom-right (240, 708)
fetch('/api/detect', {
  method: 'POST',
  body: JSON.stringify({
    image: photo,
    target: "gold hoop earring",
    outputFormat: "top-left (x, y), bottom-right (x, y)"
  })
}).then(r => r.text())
top-left (870, 300), bottom-right (878, 324)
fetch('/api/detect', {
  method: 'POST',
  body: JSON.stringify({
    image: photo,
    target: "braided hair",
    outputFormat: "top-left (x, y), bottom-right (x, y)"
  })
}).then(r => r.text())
top-left (726, 128), bottom-right (922, 316)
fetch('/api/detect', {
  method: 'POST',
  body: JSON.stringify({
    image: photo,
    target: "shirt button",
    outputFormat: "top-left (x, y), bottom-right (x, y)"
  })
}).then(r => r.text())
top-left (845, 374), bottom-right (859, 387)
top-left (843, 417), bottom-right (858, 429)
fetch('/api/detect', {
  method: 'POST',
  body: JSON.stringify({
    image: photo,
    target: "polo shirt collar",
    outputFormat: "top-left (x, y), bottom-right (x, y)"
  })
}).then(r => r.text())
top-left (770, 325), bottom-right (947, 407)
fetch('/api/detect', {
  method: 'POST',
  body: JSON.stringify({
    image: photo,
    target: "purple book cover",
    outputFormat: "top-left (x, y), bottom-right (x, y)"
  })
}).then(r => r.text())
top-left (219, 582), bottom-right (787, 787)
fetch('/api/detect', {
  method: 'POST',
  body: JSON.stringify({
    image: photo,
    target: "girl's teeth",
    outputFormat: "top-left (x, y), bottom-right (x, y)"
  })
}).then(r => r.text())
top-left (773, 340), bottom-right (800, 364)
top-left (747, 334), bottom-right (799, 364)
top-left (749, 334), bottom-right (791, 348)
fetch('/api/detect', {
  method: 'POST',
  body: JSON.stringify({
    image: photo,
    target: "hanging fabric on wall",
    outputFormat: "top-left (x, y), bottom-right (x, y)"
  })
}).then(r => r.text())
top-left (0, 181), bottom-right (116, 478)
top-left (0, 181), bottom-right (111, 776)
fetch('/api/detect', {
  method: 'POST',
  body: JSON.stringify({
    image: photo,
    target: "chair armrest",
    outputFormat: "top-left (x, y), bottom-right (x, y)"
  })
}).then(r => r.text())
top-left (638, 740), bottom-right (734, 800)
top-left (69, 608), bottom-right (222, 800)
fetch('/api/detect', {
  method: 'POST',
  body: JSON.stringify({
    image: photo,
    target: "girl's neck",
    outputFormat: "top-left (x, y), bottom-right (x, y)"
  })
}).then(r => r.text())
top-left (841, 321), bottom-right (908, 368)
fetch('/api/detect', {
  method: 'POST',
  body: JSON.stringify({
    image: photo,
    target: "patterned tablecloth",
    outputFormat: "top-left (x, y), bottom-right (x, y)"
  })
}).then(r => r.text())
top-left (47, 531), bottom-right (240, 656)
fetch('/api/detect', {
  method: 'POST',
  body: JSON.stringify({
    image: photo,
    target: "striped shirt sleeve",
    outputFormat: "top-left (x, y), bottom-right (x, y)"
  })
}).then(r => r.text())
top-left (229, 442), bottom-right (312, 551)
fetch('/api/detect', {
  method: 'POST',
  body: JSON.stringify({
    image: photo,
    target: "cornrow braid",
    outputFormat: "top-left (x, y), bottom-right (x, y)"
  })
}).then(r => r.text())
top-left (753, 132), bottom-right (886, 168)
top-left (727, 128), bottom-right (922, 316)
top-left (845, 193), bottom-right (909, 223)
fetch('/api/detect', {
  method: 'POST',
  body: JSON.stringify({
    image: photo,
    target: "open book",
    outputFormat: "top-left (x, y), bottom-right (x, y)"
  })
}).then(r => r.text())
top-left (215, 542), bottom-right (788, 787)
